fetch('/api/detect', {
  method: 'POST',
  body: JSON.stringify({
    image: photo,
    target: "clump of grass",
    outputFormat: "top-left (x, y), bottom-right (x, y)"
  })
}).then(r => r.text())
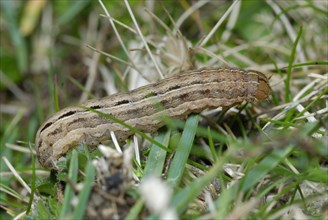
top-left (0, 1), bottom-right (327, 219)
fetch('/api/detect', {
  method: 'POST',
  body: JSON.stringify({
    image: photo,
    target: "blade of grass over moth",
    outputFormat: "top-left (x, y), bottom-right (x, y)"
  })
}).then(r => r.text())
top-left (72, 161), bottom-right (95, 219)
top-left (143, 129), bottom-right (171, 178)
top-left (80, 106), bottom-right (171, 153)
top-left (167, 114), bottom-right (200, 188)
top-left (60, 150), bottom-right (78, 218)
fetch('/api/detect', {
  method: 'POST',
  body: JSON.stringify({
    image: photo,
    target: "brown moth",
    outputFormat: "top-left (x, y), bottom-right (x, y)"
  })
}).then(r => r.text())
top-left (35, 67), bottom-right (270, 169)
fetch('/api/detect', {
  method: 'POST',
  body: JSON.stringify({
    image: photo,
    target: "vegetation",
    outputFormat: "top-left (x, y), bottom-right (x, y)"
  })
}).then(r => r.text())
top-left (1, 1), bottom-right (327, 219)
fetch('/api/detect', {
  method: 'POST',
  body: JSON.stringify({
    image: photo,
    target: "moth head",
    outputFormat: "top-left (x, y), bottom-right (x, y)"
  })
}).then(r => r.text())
top-left (248, 70), bottom-right (271, 100)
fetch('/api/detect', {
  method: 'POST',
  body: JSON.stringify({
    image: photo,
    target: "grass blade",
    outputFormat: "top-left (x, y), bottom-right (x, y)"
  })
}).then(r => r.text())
top-left (215, 146), bottom-right (294, 219)
top-left (72, 161), bottom-right (95, 219)
top-left (80, 106), bottom-right (171, 153)
top-left (60, 150), bottom-right (79, 218)
top-left (167, 114), bottom-right (200, 188)
top-left (285, 26), bottom-right (303, 102)
top-left (172, 157), bottom-right (226, 214)
top-left (143, 129), bottom-right (171, 178)
top-left (240, 146), bottom-right (294, 192)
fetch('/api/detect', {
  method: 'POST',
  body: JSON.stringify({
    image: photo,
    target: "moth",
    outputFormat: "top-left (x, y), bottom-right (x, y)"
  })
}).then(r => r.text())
top-left (35, 67), bottom-right (270, 169)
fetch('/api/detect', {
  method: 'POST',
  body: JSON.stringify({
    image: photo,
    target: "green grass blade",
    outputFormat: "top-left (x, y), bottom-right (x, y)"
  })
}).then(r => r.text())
top-left (240, 146), bottom-right (294, 192)
top-left (124, 198), bottom-right (144, 220)
top-left (172, 157), bottom-right (226, 214)
top-left (26, 144), bottom-right (36, 214)
top-left (80, 106), bottom-right (171, 153)
top-left (166, 118), bottom-right (228, 144)
top-left (167, 114), bottom-right (200, 188)
top-left (60, 150), bottom-right (79, 218)
top-left (215, 146), bottom-right (294, 219)
top-left (291, 61), bottom-right (328, 68)
top-left (72, 161), bottom-right (96, 219)
top-left (207, 127), bottom-right (218, 162)
top-left (53, 73), bottom-right (60, 112)
top-left (67, 75), bottom-right (97, 99)
top-left (285, 26), bottom-right (303, 102)
top-left (143, 129), bottom-right (171, 178)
